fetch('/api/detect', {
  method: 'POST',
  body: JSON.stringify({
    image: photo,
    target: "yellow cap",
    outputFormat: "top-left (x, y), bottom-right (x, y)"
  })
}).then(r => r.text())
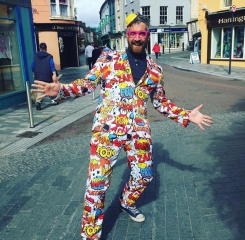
top-left (126, 13), bottom-right (138, 27)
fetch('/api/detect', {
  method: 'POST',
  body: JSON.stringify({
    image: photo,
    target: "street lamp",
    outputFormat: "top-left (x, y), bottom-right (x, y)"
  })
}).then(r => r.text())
top-left (228, 5), bottom-right (236, 74)
top-left (169, 25), bottom-right (171, 53)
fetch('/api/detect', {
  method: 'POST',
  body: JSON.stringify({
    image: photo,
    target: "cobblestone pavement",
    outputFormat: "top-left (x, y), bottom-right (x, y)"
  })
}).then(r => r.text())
top-left (0, 51), bottom-right (245, 239)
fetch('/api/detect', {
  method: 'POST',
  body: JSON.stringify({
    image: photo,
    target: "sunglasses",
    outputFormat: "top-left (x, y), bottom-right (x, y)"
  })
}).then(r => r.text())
top-left (127, 30), bottom-right (149, 39)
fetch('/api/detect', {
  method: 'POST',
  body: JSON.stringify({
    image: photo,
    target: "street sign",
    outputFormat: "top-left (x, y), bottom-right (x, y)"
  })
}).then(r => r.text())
top-left (231, 5), bottom-right (236, 12)
top-left (190, 52), bottom-right (200, 64)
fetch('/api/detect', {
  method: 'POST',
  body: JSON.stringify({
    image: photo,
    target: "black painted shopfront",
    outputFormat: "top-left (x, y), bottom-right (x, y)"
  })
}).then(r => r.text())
top-left (34, 23), bottom-right (79, 69)
top-left (206, 8), bottom-right (245, 63)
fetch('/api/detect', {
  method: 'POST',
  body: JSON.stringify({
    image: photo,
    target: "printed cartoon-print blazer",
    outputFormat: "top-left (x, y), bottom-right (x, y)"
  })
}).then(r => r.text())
top-left (59, 49), bottom-right (189, 137)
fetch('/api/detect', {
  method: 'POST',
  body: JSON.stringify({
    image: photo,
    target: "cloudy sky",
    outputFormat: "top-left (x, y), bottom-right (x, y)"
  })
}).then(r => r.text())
top-left (74, 0), bottom-right (105, 27)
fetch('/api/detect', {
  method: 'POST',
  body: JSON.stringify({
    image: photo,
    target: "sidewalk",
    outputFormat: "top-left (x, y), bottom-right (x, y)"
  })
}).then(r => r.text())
top-left (157, 50), bottom-right (245, 81)
top-left (0, 51), bottom-right (244, 156)
top-left (0, 65), bottom-right (100, 156)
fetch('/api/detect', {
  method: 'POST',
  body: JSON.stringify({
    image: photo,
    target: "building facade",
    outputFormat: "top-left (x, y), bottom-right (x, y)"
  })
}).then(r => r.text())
top-left (99, 0), bottom-right (191, 53)
top-left (140, 0), bottom-right (190, 53)
top-left (114, 0), bottom-right (125, 50)
top-left (100, 0), bottom-right (118, 48)
top-left (199, 0), bottom-right (245, 67)
top-left (0, 0), bottom-right (35, 110)
top-left (32, 0), bottom-right (79, 70)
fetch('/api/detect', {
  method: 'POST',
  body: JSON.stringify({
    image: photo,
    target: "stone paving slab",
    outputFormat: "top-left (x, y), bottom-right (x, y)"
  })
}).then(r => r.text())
top-left (0, 52), bottom-right (245, 240)
top-left (0, 111), bottom-right (244, 240)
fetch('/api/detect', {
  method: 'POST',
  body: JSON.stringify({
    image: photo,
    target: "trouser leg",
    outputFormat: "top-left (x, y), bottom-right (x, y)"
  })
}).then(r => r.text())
top-left (120, 132), bottom-right (153, 207)
top-left (35, 90), bottom-right (43, 104)
top-left (88, 57), bottom-right (93, 70)
top-left (81, 133), bottom-right (122, 239)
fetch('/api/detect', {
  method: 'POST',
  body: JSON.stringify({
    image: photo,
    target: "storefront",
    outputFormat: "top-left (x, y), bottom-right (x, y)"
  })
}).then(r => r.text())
top-left (34, 23), bottom-right (79, 70)
top-left (206, 8), bottom-right (245, 67)
top-left (0, 0), bottom-right (35, 110)
top-left (149, 27), bottom-right (188, 52)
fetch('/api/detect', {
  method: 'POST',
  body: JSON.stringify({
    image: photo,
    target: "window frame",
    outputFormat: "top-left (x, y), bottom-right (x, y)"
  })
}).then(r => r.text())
top-left (176, 6), bottom-right (183, 25)
top-left (222, 0), bottom-right (232, 8)
top-left (141, 6), bottom-right (150, 22)
top-left (160, 6), bottom-right (168, 25)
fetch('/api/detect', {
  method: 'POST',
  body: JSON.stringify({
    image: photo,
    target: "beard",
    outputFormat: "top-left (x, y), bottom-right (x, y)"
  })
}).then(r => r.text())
top-left (127, 40), bottom-right (148, 55)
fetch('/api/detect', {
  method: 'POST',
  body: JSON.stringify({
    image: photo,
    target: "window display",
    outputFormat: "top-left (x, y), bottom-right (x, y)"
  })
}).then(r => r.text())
top-left (212, 28), bottom-right (221, 58)
top-left (211, 26), bottom-right (245, 60)
top-left (233, 26), bottom-right (244, 59)
top-left (0, 5), bottom-right (24, 96)
top-left (223, 27), bottom-right (231, 58)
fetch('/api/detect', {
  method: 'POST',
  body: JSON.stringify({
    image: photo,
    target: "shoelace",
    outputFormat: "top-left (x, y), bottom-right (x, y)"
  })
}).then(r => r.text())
top-left (128, 206), bottom-right (140, 215)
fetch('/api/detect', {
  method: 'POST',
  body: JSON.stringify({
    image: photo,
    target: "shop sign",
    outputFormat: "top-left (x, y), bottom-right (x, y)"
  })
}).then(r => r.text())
top-left (190, 52), bottom-right (200, 64)
top-left (149, 29), bottom-right (157, 32)
top-left (161, 28), bottom-right (187, 32)
top-left (35, 24), bottom-right (78, 32)
top-left (207, 8), bottom-right (245, 27)
top-left (1, 0), bottom-right (31, 8)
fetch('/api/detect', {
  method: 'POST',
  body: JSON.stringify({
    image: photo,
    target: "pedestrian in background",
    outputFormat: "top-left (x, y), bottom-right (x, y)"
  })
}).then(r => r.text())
top-left (92, 43), bottom-right (102, 66)
top-left (85, 42), bottom-right (94, 70)
top-left (32, 13), bottom-right (213, 239)
top-left (31, 42), bottom-right (59, 110)
top-left (152, 42), bottom-right (161, 59)
top-left (194, 37), bottom-right (200, 52)
top-left (103, 44), bottom-right (111, 52)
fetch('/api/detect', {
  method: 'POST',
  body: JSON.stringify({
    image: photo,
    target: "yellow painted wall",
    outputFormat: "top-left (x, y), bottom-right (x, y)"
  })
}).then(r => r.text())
top-left (38, 31), bottom-right (61, 70)
top-left (198, 0), bottom-right (245, 67)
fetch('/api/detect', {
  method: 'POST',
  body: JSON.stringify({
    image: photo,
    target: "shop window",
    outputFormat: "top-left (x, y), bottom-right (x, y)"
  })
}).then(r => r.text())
top-left (0, 16), bottom-right (24, 95)
top-left (212, 28), bottom-right (222, 58)
top-left (223, 0), bottom-right (232, 8)
top-left (212, 26), bottom-right (244, 60)
top-left (233, 26), bottom-right (244, 58)
top-left (141, 6), bottom-right (150, 22)
top-left (160, 6), bottom-right (167, 25)
top-left (223, 27), bottom-right (232, 58)
top-left (176, 6), bottom-right (183, 25)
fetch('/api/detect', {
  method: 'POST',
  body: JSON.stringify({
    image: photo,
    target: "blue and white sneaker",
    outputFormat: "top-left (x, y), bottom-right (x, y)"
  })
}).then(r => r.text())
top-left (120, 204), bottom-right (145, 222)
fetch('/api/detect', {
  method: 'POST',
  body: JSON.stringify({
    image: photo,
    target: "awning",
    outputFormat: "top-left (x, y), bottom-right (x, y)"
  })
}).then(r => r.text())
top-left (193, 32), bottom-right (201, 38)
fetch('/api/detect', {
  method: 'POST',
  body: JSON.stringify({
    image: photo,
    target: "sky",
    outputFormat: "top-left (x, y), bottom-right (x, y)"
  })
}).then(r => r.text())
top-left (74, 0), bottom-right (105, 28)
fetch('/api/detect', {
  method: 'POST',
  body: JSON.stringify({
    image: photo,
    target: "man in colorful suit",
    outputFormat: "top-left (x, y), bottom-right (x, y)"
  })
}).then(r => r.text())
top-left (32, 13), bottom-right (213, 240)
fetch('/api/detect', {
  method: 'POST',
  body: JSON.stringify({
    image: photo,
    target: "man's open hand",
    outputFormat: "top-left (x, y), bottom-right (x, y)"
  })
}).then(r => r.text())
top-left (189, 104), bottom-right (213, 130)
top-left (32, 80), bottom-right (60, 100)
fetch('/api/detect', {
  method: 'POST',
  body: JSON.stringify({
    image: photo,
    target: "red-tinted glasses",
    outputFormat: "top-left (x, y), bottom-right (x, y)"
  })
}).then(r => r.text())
top-left (127, 30), bottom-right (149, 39)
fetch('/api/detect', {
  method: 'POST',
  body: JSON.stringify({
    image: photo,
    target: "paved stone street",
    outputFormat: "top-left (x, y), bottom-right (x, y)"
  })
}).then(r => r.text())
top-left (0, 51), bottom-right (245, 240)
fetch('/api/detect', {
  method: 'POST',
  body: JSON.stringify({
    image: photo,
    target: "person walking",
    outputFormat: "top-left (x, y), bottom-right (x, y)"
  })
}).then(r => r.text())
top-left (92, 43), bottom-right (102, 66)
top-left (85, 43), bottom-right (94, 70)
top-left (31, 42), bottom-right (59, 110)
top-left (32, 13), bottom-right (213, 240)
top-left (152, 42), bottom-right (161, 59)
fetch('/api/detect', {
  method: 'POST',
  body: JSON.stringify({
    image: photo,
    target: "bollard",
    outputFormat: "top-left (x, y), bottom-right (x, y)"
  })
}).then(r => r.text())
top-left (92, 91), bottom-right (95, 100)
top-left (162, 45), bottom-right (164, 54)
top-left (182, 43), bottom-right (184, 51)
top-left (25, 81), bottom-right (34, 128)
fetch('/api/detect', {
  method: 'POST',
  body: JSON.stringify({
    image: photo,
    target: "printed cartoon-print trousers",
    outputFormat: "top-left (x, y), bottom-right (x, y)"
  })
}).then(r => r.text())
top-left (81, 130), bottom-right (154, 239)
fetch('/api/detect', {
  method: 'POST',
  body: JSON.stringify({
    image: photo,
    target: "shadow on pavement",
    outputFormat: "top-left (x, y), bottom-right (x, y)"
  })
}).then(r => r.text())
top-left (200, 99), bottom-right (245, 239)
